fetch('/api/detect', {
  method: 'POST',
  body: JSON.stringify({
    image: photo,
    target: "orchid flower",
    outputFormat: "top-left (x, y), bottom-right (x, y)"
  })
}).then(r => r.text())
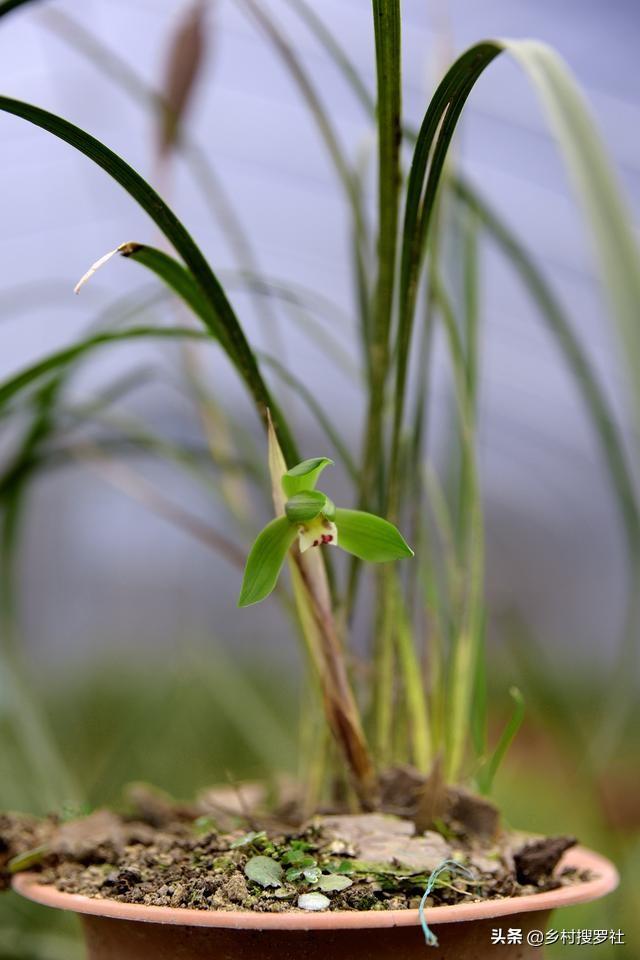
top-left (238, 457), bottom-right (413, 607)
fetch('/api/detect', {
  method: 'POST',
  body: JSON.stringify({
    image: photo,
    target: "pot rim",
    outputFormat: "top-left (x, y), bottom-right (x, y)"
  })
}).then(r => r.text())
top-left (12, 845), bottom-right (618, 931)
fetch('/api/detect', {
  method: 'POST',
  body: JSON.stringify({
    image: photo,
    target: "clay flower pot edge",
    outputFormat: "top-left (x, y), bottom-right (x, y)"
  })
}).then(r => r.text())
top-left (12, 846), bottom-right (619, 960)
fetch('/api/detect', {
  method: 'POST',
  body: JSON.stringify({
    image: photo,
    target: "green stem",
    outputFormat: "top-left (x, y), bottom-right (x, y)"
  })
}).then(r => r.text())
top-left (372, 568), bottom-right (395, 765)
top-left (389, 46), bottom-right (500, 525)
top-left (394, 577), bottom-right (432, 771)
top-left (435, 277), bottom-right (485, 783)
top-left (362, 0), bottom-right (402, 513)
top-left (366, 0), bottom-right (402, 765)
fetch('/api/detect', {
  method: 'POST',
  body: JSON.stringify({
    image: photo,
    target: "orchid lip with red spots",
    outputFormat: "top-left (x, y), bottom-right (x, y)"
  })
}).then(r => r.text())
top-left (297, 517), bottom-right (339, 553)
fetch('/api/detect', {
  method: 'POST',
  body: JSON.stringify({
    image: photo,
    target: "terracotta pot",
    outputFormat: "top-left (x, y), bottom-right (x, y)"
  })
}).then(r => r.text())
top-left (13, 846), bottom-right (617, 960)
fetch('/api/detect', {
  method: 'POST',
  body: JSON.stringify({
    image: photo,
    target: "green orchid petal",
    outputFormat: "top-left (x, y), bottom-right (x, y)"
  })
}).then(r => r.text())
top-left (238, 516), bottom-right (297, 607)
top-left (334, 509), bottom-right (414, 563)
top-left (282, 457), bottom-right (333, 498)
top-left (285, 490), bottom-right (328, 523)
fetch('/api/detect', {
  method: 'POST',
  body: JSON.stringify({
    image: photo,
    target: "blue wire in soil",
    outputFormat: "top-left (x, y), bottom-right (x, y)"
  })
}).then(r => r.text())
top-left (419, 859), bottom-right (475, 947)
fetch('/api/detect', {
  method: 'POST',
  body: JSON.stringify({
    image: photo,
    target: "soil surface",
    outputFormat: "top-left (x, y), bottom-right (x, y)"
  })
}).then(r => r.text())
top-left (2, 776), bottom-right (585, 913)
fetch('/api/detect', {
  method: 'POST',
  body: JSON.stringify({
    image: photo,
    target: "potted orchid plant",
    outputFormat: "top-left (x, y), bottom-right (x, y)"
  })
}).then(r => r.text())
top-left (1, 0), bottom-right (635, 957)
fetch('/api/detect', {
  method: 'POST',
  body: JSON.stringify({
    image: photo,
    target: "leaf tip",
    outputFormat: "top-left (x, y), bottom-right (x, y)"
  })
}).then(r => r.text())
top-left (73, 242), bottom-right (140, 294)
top-left (237, 583), bottom-right (259, 609)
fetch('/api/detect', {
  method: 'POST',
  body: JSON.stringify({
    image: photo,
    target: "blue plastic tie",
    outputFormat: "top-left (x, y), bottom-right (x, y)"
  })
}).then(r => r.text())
top-left (419, 859), bottom-right (475, 948)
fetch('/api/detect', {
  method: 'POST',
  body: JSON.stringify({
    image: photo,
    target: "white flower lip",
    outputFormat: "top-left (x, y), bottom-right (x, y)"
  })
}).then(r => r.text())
top-left (297, 517), bottom-right (338, 553)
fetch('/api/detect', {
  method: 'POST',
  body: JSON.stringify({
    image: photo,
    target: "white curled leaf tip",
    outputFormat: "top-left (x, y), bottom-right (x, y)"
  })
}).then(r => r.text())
top-left (73, 242), bottom-right (141, 294)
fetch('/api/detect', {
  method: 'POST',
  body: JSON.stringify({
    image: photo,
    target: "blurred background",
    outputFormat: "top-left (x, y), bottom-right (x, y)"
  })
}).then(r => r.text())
top-left (0, 0), bottom-right (638, 957)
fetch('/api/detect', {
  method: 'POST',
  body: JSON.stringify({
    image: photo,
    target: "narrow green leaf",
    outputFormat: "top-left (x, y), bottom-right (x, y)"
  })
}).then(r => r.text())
top-left (434, 276), bottom-right (485, 784)
top-left (393, 46), bottom-right (500, 514)
top-left (119, 245), bottom-right (229, 349)
top-left (0, 0), bottom-right (40, 18)
top-left (470, 612), bottom-right (488, 760)
top-left (390, 35), bottom-right (640, 779)
top-left (0, 327), bottom-right (208, 411)
top-left (282, 457), bottom-right (333, 498)
top-left (397, 39), bottom-right (640, 490)
top-left (39, 6), bottom-right (285, 347)
top-left (365, 6), bottom-right (414, 759)
top-left (0, 95), bottom-right (298, 464)
top-left (8, 844), bottom-right (49, 873)
top-left (393, 575), bottom-right (432, 772)
top-left (504, 41), bottom-right (640, 421)
top-left (477, 687), bottom-right (525, 795)
top-left (362, 0), bottom-right (402, 511)
top-left (283, 0), bottom-right (640, 560)
top-left (284, 490), bottom-right (327, 524)
top-left (244, 855), bottom-right (284, 888)
top-left (238, 516), bottom-right (297, 607)
top-left (334, 509), bottom-right (413, 562)
top-left (287, 0), bottom-right (640, 545)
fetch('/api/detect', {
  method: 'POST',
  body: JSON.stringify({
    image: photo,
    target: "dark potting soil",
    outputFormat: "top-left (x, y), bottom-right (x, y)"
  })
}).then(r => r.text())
top-left (1, 777), bottom-right (585, 914)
